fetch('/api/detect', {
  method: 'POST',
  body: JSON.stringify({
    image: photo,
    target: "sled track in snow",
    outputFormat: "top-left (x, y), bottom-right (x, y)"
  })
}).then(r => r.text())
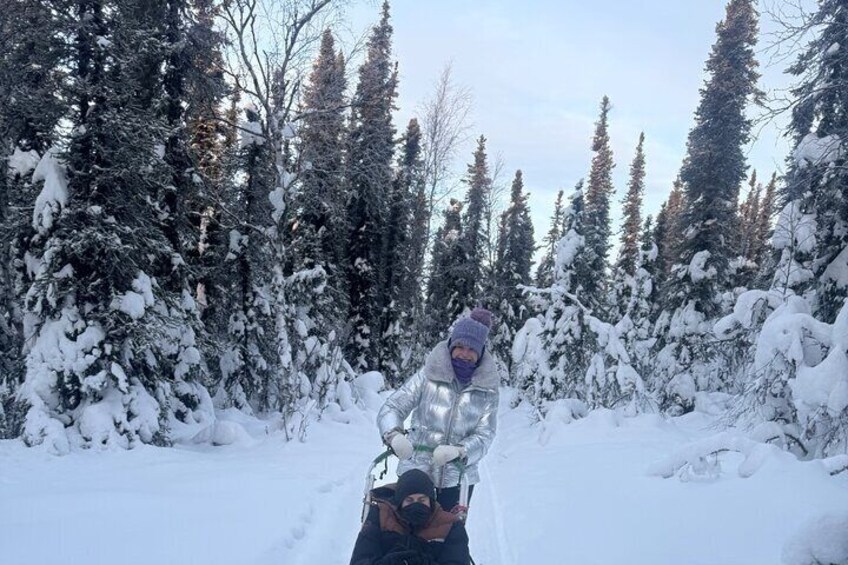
top-left (258, 467), bottom-right (361, 565)
top-left (471, 461), bottom-right (516, 565)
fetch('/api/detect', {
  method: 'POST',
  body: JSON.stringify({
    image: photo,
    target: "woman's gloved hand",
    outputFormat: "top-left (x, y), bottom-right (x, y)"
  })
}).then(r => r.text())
top-left (389, 432), bottom-right (414, 460)
top-left (432, 445), bottom-right (463, 467)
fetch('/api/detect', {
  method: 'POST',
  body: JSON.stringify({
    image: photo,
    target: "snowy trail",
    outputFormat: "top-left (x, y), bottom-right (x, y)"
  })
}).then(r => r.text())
top-left (257, 465), bottom-right (362, 565)
top-left (466, 460), bottom-right (516, 565)
top-left (2, 391), bottom-right (847, 565)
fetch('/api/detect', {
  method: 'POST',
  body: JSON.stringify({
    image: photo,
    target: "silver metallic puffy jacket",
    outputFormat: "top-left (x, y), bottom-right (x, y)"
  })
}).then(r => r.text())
top-left (377, 340), bottom-right (500, 488)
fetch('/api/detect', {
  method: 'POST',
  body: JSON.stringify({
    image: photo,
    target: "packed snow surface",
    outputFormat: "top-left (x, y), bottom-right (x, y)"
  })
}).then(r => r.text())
top-left (1, 388), bottom-right (846, 565)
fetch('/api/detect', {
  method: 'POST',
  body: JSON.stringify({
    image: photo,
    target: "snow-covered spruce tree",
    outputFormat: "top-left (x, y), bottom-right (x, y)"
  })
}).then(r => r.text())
top-left (425, 199), bottom-right (466, 341)
top-left (378, 119), bottom-right (426, 383)
top-left (183, 0), bottom-right (230, 303)
top-left (292, 28), bottom-right (348, 313)
top-left (715, 200), bottom-right (815, 455)
top-left (220, 0), bottom-right (350, 433)
top-left (279, 28), bottom-right (354, 407)
top-left (731, 170), bottom-right (763, 291)
top-left (653, 0), bottom-right (761, 413)
top-left (616, 217), bottom-right (659, 385)
top-left (785, 0), bottom-right (848, 325)
top-left (516, 184), bottom-right (649, 412)
top-left (0, 0), bottom-right (66, 437)
top-left (403, 119), bottom-right (432, 370)
top-left (515, 188), bottom-right (591, 406)
top-left (582, 96), bottom-right (615, 314)
top-left (752, 172), bottom-right (778, 287)
top-left (717, 0), bottom-right (848, 457)
top-left (20, 0), bottom-right (211, 452)
top-left (652, 179), bottom-right (685, 301)
top-left (456, 135), bottom-right (493, 305)
top-left (213, 105), bottom-right (279, 411)
top-left (345, 1), bottom-right (397, 373)
top-left (610, 132), bottom-right (646, 317)
top-left (491, 170), bottom-right (535, 374)
top-left (534, 189), bottom-right (565, 289)
top-left (738, 170), bottom-right (761, 263)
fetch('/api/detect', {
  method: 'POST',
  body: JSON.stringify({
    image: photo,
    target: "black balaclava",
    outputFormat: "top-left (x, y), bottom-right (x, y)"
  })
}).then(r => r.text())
top-left (393, 469), bottom-right (436, 528)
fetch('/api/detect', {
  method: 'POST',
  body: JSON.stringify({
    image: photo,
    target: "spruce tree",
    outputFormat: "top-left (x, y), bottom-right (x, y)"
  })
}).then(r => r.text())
top-left (491, 170), bottom-right (535, 373)
top-left (456, 135), bottom-right (493, 305)
top-left (738, 170), bottom-right (762, 264)
top-left (617, 217), bottom-right (659, 383)
top-left (617, 133), bottom-right (647, 277)
top-left (610, 132), bottom-right (647, 316)
top-left (20, 0), bottom-right (208, 451)
top-left (345, 1), bottom-right (397, 372)
top-left (294, 28), bottom-right (348, 304)
top-left (654, 0), bottom-right (761, 413)
top-left (425, 199), bottom-right (466, 340)
top-left (784, 0), bottom-right (848, 324)
top-left (582, 96), bottom-right (615, 313)
top-left (379, 119), bottom-right (425, 381)
top-left (216, 105), bottom-right (279, 411)
top-left (0, 0), bottom-right (66, 437)
top-left (517, 188), bottom-right (591, 406)
top-left (184, 0), bottom-right (230, 323)
top-left (535, 189), bottom-right (565, 289)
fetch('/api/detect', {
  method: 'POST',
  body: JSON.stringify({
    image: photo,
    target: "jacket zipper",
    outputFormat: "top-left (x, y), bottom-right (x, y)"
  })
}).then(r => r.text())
top-left (438, 381), bottom-right (462, 489)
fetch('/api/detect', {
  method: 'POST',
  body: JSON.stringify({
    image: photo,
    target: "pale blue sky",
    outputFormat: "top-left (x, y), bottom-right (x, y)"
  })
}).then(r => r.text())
top-left (344, 1), bottom-right (801, 257)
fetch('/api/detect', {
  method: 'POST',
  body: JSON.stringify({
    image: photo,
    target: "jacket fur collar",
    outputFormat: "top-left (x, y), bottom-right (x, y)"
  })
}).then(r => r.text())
top-left (423, 340), bottom-right (499, 393)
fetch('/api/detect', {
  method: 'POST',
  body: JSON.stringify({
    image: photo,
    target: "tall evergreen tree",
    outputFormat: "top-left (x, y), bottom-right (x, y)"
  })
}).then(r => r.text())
top-left (610, 132), bottom-right (647, 316)
top-left (379, 119), bottom-right (425, 381)
top-left (654, 0), bottom-right (761, 413)
top-left (215, 105), bottom-right (279, 411)
top-left (456, 135), bottom-right (493, 305)
top-left (784, 0), bottom-right (848, 324)
top-left (535, 189), bottom-right (565, 289)
top-left (617, 216), bottom-right (659, 383)
top-left (616, 133), bottom-right (647, 277)
top-left (738, 170), bottom-right (762, 264)
top-left (293, 28), bottom-right (348, 302)
top-left (425, 199), bottom-right (466, 340)
top-left (653, 179), bottom-right (686, 299)
top-left (491, 170), bottom-right (535, 372)
top-left (20, 0), bottom-right (209, 451)
top-left (582, 96), bottom-right (615, 312)
top-left (517, 188), bottom-right (590, 405)
top-left (0, 0), bottom-right (66, 437)
top-left (183, 0), bottom-right (230, 326)
top-left (752, 172), bottom-right (778, 286)
top-left (345, 1), bottom-right (397, 372)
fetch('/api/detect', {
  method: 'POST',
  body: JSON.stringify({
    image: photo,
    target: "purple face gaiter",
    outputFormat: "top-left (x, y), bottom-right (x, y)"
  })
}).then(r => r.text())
top-left (451, 357), bottom-right (476, 385)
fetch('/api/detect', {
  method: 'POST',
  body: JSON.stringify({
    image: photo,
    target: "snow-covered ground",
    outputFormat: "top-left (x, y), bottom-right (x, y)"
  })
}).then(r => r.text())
top-left (2, 387), bottom-right (847, 565)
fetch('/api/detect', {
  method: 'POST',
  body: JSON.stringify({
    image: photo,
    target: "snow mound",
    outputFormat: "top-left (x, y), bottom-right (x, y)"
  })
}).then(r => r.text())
top-left (782, 513), bottom-right (848, 565)
top-left (353, 371), bottom-right (385, 412)
top-left (192, 419), bottom-right (253, 447)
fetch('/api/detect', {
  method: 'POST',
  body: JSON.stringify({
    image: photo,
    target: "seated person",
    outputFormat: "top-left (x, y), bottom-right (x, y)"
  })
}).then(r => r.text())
top-left (350, 469), bottom-right (471, 565)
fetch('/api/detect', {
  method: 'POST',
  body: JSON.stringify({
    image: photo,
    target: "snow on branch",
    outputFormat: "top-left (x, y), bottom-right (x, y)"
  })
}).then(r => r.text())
top-left (647, 432), bottom-right (786, 480)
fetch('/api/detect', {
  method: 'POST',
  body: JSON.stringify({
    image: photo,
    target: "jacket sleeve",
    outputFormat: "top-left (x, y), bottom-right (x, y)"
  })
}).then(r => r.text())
top-left (437, 522), bottom-right (471, 565)
top-left (349, 507), bottom-right (383, 565)
top-left (377, 371), bottom-right (427, 439)
top-left (457, 390), bottom-right (498, 466)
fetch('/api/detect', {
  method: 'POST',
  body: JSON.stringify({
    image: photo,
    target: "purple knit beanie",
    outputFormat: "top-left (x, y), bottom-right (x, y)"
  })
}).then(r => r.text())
top-left (449, 307), bottom-right (493, 358)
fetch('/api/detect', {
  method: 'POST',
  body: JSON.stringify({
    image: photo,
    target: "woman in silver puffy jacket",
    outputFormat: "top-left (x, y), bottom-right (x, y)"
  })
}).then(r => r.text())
top-left (377, 308), bottom-right (500, 512)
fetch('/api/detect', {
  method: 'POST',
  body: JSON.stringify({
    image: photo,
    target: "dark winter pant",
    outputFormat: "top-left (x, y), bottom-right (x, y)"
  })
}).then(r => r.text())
top-left (436, 484), bottom-right (474, 512)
